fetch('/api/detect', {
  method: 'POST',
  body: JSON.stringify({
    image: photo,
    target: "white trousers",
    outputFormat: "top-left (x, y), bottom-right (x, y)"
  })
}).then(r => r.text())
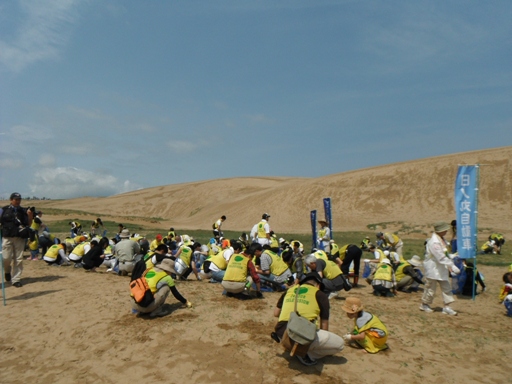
top-left (422, 278), bottom-right (455, 306)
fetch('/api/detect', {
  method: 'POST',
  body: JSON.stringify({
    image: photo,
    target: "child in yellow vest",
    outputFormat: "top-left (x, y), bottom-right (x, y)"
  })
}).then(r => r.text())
top-left (341, 297), bottom-right (389, 353)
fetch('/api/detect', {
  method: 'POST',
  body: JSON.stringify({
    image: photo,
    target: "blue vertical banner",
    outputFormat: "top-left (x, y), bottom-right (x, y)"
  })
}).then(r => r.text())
top-left (323, 197), bottom-right (332, 239)
top-left (455, 166), bottom-right (478, 259)
top-left (310, 210), bottom-right (317, 249)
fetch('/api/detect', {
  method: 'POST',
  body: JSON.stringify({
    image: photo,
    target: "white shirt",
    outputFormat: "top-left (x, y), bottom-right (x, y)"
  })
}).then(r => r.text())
top-left (423, 233), bottom-right (454, 281)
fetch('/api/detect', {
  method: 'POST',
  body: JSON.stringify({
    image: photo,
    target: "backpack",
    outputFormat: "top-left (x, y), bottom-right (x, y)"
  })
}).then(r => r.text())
top-left (129, 269), bottom-right (154, 307)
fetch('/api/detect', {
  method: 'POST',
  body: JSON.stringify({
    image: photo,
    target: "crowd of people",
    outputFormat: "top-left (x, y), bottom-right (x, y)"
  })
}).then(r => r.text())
top-left (1, 193), bottom-right (510, 366)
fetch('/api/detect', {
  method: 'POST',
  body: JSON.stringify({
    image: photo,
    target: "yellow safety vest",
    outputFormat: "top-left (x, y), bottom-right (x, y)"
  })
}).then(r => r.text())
top-left (28, 239), bottom-right (39, 251)
top-left (337, 244), bottom-right (350, 261)
top-left (314, 250), bottom-right (329, 262)
top-left (270, 235), bottom-right (279, 248)
top-left (323, 260), bottom-right (342, 280)
top-left (318, 228), bottom-right (327, 239)
top-left (72, 242), bottom-right (89, 257)
top-left (145, 269), bottom-right (172, 293)
top-left (394, 261), bottom-right (411, 281)
top-left (179, 246), bottom-right (193, 267)
top-left (374, 264), bottom-right (393, 281)
top-left (208, 251), bottom-right (228, 270)
top-left (223, 254), bottom-right (250, 282)
top-left (257, 220), bottom-right (268, 238)
top-left (375, 249), bottom-right (386, 262)
top-left (265, 250), bottom-right (289, 276)
top-left (30, 218), bottom-right (42, 231)
top-left (150, 239), bottom-right (163, 251)
top-left (291, 256), bottom-right (307, 274)
top-left (385, 233), bottom-right (400, 246)
top-left (45, 244), bottom-right (63, 260)
top-left (278, 285), bottom-right (320, 326)
top-left (353, 313), bottom-right (388, 354)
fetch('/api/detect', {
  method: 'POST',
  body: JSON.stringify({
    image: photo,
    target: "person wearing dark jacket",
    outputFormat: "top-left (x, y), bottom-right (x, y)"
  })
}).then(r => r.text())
top-left (0, 193), bottom-right (33, 287)
top-left (82, 237), bottom-right (109, 271)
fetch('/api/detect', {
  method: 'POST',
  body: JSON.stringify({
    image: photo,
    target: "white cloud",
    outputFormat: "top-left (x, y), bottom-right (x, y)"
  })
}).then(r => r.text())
top-left (38, 154), bottom-right (56, 167)
top-left (0, 0), bottom-right (82, 72)
top-left (29, 167), bottom-right (142, 199)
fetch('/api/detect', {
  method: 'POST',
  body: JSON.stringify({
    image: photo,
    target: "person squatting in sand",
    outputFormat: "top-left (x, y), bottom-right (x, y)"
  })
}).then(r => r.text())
top-left (131, 258), bottom-right (192, 318)
top-left (341, 297), bottom-right (389, 354)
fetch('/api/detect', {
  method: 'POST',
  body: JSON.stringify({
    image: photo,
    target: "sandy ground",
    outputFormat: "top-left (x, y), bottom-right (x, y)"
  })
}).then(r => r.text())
top-left (1, 255), bottom-right (510, 384)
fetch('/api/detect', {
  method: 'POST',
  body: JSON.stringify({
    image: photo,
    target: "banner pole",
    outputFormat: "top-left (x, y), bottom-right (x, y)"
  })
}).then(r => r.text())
top-left (310, 210), bottom-right (317, 251)
top-left (472, 165), bottom-right (481, 301)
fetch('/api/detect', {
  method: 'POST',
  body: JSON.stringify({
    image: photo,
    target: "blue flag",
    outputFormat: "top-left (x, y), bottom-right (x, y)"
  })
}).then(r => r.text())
top-left (455, 166), bottom-right (478, 259)
top-left (310, 210), bottom-right (317, 250)
top-left (323, 197), bottom-right (332, 240)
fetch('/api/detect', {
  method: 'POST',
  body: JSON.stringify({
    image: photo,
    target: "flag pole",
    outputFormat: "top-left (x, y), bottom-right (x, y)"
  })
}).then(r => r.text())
top-left (472, 165), bottom-right (481, 301)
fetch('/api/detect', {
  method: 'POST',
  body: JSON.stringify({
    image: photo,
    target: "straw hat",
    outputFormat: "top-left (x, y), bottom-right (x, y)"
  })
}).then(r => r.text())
top-left (434, 221), bottom-right (450, 233)
top-left (341, 297), bottom-right (363, 314)
top-left (155, 258), bottom-right (176, 274)
top-left (408, 255), bottom-right (423, 267)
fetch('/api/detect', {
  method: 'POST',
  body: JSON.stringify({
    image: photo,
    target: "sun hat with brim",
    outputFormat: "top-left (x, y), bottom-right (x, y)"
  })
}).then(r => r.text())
top-left (155, 258), bottom-right (176, 274)
top-left (341, 297), bottom-right (363, 314)
top-left (434, 221), bottom-right (450, 233)
top-left (120, 229), bottom-right (131, 238)
top-left (408, 255), bottom-right (423, 267)
top-left (381, 258), bottom-right (391, 265)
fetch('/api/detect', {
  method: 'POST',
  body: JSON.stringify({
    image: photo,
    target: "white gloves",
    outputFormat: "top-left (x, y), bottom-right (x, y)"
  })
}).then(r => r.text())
top-left (363, 259), bottom-right (370, 263)
top-left (343, 334), bottom-right (352, 342)
top-left (450, 264), bottom-right (460, 275)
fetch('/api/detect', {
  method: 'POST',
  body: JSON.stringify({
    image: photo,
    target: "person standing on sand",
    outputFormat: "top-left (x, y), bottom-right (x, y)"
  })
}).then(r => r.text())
top-left (212, 215), bottom-right (226, 238)
top-left (317, 220), bottom-right (331, 252)
top-left (255, 213), bottom-right (271, 246)
top-left (91, 218), bottom-right (105, 237)
top-left (420, 222), bottom-right (459, 316)
top-left (0, 193), bottom-right (33, 287)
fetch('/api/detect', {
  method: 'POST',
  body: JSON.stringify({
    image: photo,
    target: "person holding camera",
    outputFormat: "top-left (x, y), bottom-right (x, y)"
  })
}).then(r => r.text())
top-left (0, 192), bottom-right (33, 287)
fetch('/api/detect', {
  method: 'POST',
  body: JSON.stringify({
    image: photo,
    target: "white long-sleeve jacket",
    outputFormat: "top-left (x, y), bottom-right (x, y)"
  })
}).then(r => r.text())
top-left (423, 232), bottom-right (454, 281)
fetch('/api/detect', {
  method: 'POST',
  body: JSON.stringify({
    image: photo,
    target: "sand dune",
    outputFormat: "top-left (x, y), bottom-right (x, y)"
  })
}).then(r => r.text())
top-left (33, 146), bottom-right (512, 237)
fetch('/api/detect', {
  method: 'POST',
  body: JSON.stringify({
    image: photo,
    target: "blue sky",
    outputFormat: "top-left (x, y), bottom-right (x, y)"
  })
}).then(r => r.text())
top-left (1, 0), bottom-right (511, 199)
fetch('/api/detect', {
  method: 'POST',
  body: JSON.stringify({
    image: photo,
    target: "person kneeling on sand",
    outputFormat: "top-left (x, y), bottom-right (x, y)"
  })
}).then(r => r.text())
top-left (43, 242), bottom-right (70, 266)
top-left (81, 237), bottom-right (109, 272)
top-left (341, 297), bottom-right (389, 354)
top-left (221, 241), bottom-right (263, 299)
top-left (113, 229), bottom-right (141, 276)
top-left (371, 258), bottom-right (398, 297)
top-left (131, 258), bottom-right (192, 317)
top-left (272, 272), bottom-right (345, 366)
